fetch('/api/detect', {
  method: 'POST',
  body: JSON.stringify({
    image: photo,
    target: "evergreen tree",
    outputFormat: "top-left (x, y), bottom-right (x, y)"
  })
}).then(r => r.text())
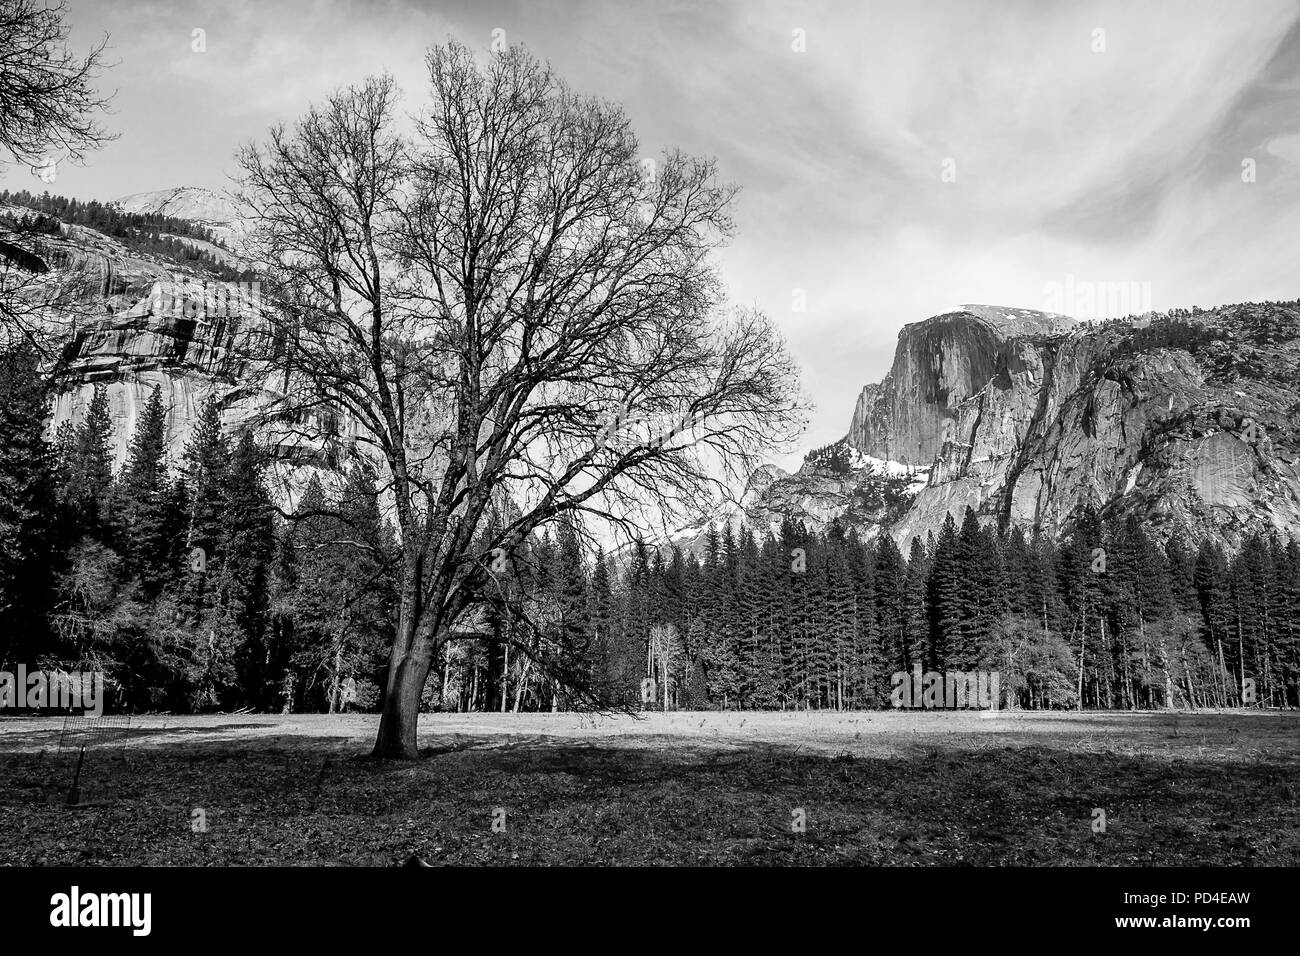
top-left (118, 386), bottom-right (182, 597)
top-left (844, 527), bottom-right (877, 707)
top-left (61, 384), bottom-right (116, 541)
top-left (928, 513), bottom-right (962, 668)
top-left (179, 398), bottom-right (229, 622)
top-left (1194, 539), bottom-right (1233, 706)
top-left (819, 528), bottom-right (855, 708)
top-left (549, 516), bottom-right (593, 707)
top-left (207, 430), bottom-right (274, 708)
top-left (0, 347), bottom-right (61, 661)
top-left (872, 532), bottom-right (907, 688)
top-left (589, 546), bottom-right (617, 703)
top-left (903, 535), bottom-right (930, 672)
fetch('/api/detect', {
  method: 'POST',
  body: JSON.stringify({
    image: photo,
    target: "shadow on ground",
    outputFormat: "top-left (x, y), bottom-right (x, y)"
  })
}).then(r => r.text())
top-left (0, 718), bottom-right (1295, 865)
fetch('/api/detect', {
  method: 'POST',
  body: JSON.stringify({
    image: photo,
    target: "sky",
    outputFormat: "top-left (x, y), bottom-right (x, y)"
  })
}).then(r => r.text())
top-left (7, 0), bottom-right (1300, 467)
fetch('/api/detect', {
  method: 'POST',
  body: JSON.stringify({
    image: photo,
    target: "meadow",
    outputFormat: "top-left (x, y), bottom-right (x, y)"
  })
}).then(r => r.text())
top-left (0, 711), bottom-right (1295, 866)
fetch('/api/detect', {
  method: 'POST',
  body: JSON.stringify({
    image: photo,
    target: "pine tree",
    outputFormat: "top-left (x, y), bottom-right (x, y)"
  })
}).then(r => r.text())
top-left (179, 398), bottom-right (229, 622)
top-left (843, 527), bottom-right (877, 707)
top-left (61, 384), bottom-right (116, 541)
top-left (819, 527), bottom-right (855, 708)
top-left (0, 346), bottom-right (61, 662)
top-left (951, 508), bottom-right (994, 667)
top-left (549, 516), bottom-right (592, 708)
top-left (903, 535), bottom-right (930, 671)
top-left (739, 527), bottom-right (779, 707)
top-left (1276, 539), bottom-right (1300, 706)
top-left (268, 498), bottom-right (301, 710)
top-left (779, 517), bottom-right (812, 707)
top-left (283, 475), bottom-right (333, 709)
top-left (326, 463), bottom-right (392, 711)
top-left (1118, 518), bottom-right (1177, 708)
top-left (589, 546), bottom-right (617, 704)
top-left (209, 430), bottom-right (274, 708)
top-left (872, 532), bottom-right (907, 690)
top-left (118, 386), bottom-right (182, 597)
top-left (1231, 533), bottom-right (1276, 706)
top-left (1193, 539), bottom-right (1233, 707)
top-left (928, 513), bottom-right (962, 668)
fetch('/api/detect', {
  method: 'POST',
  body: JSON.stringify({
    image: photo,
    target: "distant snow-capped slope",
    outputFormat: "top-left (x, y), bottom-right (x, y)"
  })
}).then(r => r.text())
top-left (113, 186), bottom-right (246, 248)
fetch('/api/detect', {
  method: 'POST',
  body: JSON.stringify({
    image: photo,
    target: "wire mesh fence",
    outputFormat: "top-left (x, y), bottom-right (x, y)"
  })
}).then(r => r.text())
top-left (56, 714), bottom-right (133, 806)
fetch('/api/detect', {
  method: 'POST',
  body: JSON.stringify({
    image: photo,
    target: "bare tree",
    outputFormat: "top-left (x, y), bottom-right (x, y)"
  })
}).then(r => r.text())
top-left (0, 0), bottom-right (114, 169)
top-left (0, 0), bottom-right (114, 359)
top-left (0, 214), bottom-right (106, 364)
top-left (237, 42), bottom-right (805, 758)
top-left (648, 623), bottom-right (684, 711)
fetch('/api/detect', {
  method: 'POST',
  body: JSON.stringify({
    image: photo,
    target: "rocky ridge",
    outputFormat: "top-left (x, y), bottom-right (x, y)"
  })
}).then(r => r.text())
top-left (731, 302), bottom-right (1300, 553)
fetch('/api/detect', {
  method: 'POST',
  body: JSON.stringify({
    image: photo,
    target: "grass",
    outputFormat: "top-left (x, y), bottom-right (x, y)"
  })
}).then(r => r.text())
top-left (0, 710), bottom-right (1296, 866)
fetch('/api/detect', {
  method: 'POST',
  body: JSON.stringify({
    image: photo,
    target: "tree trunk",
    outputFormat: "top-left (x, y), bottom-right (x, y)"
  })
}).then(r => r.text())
top-left (328, 637), bottom-right (344, 715)
top-left (442, 650), bottom-right (451, 707)
top-left (1077, 606), bottom-right (1086, 710)
top-left (372, 626), bottom-right (437, 759)
top-left (1237, 615), bottom-right (1247, 707)
top-left (1216, 637), bottom-right (1229, 708)
top-left (501, 642), bottom-right (509, 714)
top-left (513, 657), bottom-right (531, 713)
top-left (1154, 631), bottom-right (1173, 710)
top-left (1100, 616), bottom-right (1113, 709)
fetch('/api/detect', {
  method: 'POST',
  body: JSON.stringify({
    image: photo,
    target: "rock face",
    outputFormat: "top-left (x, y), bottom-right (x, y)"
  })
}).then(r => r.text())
top-left (848, 305), bottom-right (1075, 465)
top-left (47, 270), bottom-right (307, 474)
top-left (3, 199), bottom-right (342, 486)
top-left (740, 302), bottom-right (1300, 552)
top-left (668, 451), bottom-right (929, 556)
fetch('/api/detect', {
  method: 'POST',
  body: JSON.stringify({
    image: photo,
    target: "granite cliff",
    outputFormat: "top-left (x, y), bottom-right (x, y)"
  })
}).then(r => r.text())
top-left (734, 301), bottom-right (1300, 552)
top-left (1, 191), bottom-right (342, 481)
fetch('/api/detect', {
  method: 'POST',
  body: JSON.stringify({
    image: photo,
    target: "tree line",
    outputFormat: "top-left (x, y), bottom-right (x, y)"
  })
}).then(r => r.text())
top-left (802, 440), bottom-right (852, 474)
top-left (0, 189), bottom-right (254, 284)
top-left (0, 189), bottom-right (230, 248)
top-left (4, 344), bottom-right (1297, 713)
top-left (583, 508), bottom-right (1300, 712)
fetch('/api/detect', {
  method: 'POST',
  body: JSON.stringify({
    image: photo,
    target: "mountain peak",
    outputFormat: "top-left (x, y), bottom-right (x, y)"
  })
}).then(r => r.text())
top-left (112, 185), bottom-right (245, 247)
top-left (113, 186), bottom-right (239, 226)
top-left (953, 304), bottom-right (1075, 336)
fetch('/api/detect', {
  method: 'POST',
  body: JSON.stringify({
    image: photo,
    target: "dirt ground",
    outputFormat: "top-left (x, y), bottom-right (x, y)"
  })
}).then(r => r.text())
top-left (0, 710), bottom-right (1296, 865)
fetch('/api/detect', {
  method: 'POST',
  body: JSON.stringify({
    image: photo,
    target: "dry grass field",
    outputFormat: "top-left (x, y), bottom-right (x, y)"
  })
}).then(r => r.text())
top-left (0, 710), bottom-right (1296, 865)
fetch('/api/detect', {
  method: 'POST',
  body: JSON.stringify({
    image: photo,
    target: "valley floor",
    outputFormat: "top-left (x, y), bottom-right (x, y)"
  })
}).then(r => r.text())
top-left (0, 711), bottom-right (1296, 865)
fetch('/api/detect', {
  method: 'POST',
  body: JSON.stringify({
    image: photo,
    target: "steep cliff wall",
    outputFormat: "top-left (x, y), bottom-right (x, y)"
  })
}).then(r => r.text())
top-left (1, 202), bottom-right (344, 482)
top-left (847, 305), bottom-right (1074, 465)
top-left (748, 302), bottom-right (1300, 552)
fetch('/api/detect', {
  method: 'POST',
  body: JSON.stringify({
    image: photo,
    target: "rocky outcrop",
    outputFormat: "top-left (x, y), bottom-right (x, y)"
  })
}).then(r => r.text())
top-left (745, 302), bottom-right (1300, 552)
top-left (848, 305), bottom-right (1074, 465)
top-left (5, 209), bottom-right (344, 482)
top-left (668, 450), bottom-right (929, 555)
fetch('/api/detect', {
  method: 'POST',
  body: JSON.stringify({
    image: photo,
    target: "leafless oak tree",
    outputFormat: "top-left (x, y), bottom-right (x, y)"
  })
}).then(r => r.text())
top-left (237, 42), bottom-right (805, 758)
top-left (0, 0), bottom-right (114, 361)
top-left (0, 0), bottom-right (113, 169)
